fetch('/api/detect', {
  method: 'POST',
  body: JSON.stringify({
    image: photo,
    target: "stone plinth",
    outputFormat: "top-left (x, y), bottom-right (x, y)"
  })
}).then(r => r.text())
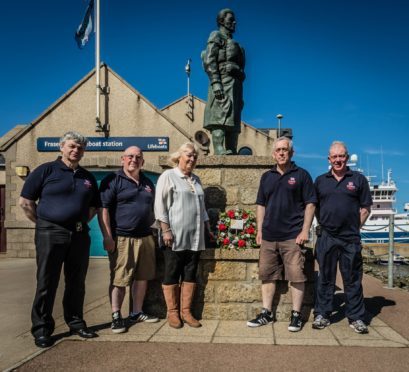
top-left (149, 156), bottom-right (314, 320)
top-left (143, 247), bottom-right (315, 321)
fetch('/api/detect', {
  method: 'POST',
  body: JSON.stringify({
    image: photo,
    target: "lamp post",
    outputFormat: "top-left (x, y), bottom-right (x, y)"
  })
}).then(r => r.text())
top-left (276, 114), bottom-right (283, 137)
top-left (185, 58), bottom-right (191, 97)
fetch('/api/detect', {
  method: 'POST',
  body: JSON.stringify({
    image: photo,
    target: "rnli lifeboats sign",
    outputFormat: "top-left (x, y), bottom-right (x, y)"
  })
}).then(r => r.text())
top-left (37, 137), bottom-right (169, 152)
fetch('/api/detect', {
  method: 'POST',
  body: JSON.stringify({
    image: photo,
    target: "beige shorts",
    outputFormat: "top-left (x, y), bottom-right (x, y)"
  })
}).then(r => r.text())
top-left (109, 235), bottom-right (156, 287)
top-left (258, 239), bottom-right (306, 283)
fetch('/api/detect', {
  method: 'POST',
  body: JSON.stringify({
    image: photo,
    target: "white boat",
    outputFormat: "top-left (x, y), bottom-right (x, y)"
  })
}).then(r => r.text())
top-left (375, 253), bottom-right (409, 265)
top-left (360, 169), bottom-right (409, 244)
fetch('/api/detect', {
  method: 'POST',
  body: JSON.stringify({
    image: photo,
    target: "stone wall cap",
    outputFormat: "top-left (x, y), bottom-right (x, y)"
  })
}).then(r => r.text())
top-left (201, 248), bottom-right (260, 260)
top-left (159, 155), bottom-right (274, 168)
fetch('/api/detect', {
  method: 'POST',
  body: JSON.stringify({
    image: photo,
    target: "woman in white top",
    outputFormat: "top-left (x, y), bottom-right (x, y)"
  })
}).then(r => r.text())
top-left (155, 142), bottom-right (213, 328)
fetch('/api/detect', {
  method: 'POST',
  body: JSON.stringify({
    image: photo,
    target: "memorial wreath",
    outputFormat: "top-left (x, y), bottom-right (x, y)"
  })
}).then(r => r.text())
top-left (216, 208), bottom-right (258, 250)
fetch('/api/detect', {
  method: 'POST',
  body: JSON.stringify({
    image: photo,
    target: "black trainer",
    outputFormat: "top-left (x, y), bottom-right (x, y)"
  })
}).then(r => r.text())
top-left (128, 312), bottom-right (159, 324)
top-left (247, 308), bottom-right (274, 327)
top-left (288, 310), bottom-right (302, 332)
top-left (111, 311), bottom-right (127, 334)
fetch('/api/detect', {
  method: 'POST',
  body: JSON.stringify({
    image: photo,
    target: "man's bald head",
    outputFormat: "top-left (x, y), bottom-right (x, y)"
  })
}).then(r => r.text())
top-left (123, 146), bottom-right (143, 157)
top-left (121, 146), bottom-right (144, 174)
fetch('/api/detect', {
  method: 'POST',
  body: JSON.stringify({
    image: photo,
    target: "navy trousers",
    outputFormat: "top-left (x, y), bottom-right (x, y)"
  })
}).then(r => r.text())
top-left (31, 219), bottom-right (90, 338)
top-left (314, 230), bottom-right (365, 321)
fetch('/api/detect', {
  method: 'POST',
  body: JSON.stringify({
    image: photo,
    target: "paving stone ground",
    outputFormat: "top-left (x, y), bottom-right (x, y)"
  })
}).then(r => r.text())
top-left (2, 258), bottom-right (409, 371)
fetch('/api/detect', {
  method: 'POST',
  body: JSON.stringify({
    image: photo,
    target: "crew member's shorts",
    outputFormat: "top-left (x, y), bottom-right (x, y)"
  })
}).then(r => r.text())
top-left (258, 239), bottom-right (306, 283)
top-left (109, 235), bottom-right (156, 287)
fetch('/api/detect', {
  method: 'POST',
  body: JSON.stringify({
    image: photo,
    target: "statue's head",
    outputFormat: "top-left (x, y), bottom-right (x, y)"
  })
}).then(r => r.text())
top-left (217, 8), bottom-right (236, 33)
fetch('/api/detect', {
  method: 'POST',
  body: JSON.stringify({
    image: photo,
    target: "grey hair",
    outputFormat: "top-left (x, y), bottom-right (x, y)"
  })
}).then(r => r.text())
top-left (217, 8), bottom-right (234, 26)
top-left (272, 136), bottom-right (293, 152)
top-left (59, 131), bottom-right (88, 147)
top-left (168, 142), bottom-right (199, 167)
top-left (329, 140), bottom-right (349, 156)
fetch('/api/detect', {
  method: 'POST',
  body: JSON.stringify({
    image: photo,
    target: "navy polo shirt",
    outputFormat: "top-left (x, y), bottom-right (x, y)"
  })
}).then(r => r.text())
top-left (99, 170), bottom-right (155, 238)
top-left (314, 168), bottom-right (372, 242)
top-left (256, 162), bottom-right (317, 242)
top-left (20, 158), bottom-right (100, 226)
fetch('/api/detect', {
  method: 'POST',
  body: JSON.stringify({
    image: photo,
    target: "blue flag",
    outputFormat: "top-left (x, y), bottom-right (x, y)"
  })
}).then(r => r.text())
top-left (75, 0), bottom-right (94, 49)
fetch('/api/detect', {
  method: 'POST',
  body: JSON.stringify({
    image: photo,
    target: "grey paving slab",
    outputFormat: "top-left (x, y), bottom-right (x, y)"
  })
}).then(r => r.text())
top-left (150, 335), bottom-right (213, 343)
top-left (338, 339), bottom-right (407, 347)
top-left (275, 338), bottom-right (340, 346)
top-left (330, 323), bottom-right (383, 340)
top-left (215, 320), bottom-right (274, 338)
top-left (154, 320), bottom-right (218, 337)
top-left (212, 336), bottom-right (274, 344)
top-left (126, 319), bottom-right (166, 335)
top-left (373, 326), bottom-right (409, 345)
top-left (93, 333), bottom-right (152, 342)
top-left (274, 321), bottom-right (340, 346)
top-left (274, 322), bottom-right (336, 340)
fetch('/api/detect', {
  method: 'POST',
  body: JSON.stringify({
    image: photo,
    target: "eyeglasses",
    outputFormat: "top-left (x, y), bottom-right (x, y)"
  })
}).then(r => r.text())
top-left (274, 147), bottom-right (290, 153)
top-left (329, 154), bottom-right (347, 160)
top-left (124, 154), bottom-right (143, 161)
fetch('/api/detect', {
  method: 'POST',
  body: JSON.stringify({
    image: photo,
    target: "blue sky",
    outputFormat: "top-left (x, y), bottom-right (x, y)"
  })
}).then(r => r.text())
top-left (0, 0), bottom-right (408, 210)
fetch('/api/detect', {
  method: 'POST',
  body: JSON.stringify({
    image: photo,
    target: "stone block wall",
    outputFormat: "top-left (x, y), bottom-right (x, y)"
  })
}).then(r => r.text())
top-left (144, 247), bottom-right (315, 321)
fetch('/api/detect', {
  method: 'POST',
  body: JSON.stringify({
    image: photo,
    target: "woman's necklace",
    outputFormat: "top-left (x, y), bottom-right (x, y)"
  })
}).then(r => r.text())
top-left (185, 176), bottom-right (196, 193)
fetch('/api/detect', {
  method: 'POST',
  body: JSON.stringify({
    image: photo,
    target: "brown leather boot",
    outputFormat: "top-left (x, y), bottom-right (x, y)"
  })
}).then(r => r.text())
top-left (162, 284), bottom-right (182, 329)
top-left (180, 282), bottom-right (201, 328)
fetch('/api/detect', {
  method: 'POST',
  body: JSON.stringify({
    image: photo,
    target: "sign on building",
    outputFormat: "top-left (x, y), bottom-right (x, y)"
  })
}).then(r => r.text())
top-left (37, 137), bottom-right (169, 151)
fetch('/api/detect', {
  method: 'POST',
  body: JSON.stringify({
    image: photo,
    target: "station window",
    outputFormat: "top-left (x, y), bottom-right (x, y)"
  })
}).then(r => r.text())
top-left (238, 146), bottom-right (253, 155)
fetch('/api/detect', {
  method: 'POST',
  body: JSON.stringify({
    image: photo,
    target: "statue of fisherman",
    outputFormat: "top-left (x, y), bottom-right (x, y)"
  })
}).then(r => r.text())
top-left (202, 9), bottom-right (245, 155)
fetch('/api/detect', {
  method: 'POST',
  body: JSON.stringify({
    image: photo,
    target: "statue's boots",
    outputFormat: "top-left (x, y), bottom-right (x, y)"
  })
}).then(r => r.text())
top-left (225, 132), bottom-right (239, 155)
top-left (180, 282), bottom-right (202, 328)
top-left (212, 129), bottom-right (228, 155)
top-left (162, 284), bottom-right (183, 328)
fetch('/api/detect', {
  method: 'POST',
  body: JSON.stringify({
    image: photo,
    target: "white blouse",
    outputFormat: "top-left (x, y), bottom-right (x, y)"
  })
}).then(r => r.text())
top-left (154, 167), bottom-right (209, 251)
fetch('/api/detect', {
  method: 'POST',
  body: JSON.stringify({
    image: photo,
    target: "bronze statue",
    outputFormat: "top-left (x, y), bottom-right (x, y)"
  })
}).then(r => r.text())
top-left (202, 9), bottom-right (245, 155)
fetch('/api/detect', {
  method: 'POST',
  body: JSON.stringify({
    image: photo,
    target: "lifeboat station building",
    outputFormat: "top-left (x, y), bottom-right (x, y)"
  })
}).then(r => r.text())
top-left (0, 64), bottom-right (279, 258)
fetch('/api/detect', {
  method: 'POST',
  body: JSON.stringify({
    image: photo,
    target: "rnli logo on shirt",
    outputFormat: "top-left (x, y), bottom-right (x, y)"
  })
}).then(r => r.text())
top-left (84, 179), bottom-right (92, 189)
top-left (288, 177), bottom-right (296, 185)
top-left (144, 185), bottom-right (152, 193)
top-left (346, 182), bottom-right (356, 191)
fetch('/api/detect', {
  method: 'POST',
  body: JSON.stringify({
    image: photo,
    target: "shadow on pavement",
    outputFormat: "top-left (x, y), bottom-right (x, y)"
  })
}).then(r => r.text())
top-left (330, 292), bottom-right (395, 324)
top-left (51, 322), bottom-right (111, 344)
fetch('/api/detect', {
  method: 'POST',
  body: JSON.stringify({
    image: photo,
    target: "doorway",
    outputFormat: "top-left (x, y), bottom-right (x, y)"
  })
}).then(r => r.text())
top-left (89, 171), bottom-right (159, 257)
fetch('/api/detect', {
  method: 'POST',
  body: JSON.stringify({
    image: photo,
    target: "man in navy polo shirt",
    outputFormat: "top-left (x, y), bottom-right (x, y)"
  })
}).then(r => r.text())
top-left (247, 136), bottom-right (316, 332)
top-left (313, 141), bottom-right (372, 334)
top-left (19, 131), bottom-right (100, 348)
top-left (98, 146), bottom-right (159, 334)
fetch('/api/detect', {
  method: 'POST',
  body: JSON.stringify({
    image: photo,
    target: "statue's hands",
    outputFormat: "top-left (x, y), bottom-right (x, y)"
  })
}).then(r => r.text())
top-left (212, 83), bottom-right (225, 100)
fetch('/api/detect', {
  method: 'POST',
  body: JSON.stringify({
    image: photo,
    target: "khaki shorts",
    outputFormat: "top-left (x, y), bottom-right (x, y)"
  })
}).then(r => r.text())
top-left (109, 235), bottom-right (156, 287)
top-left (258, 239), bottom-right (306, 283)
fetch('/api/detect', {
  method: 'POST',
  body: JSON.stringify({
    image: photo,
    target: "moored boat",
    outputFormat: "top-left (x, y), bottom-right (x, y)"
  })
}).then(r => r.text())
top-left (360, 169), bottom-right (409, 244)
top-left (375, 253), bottom-right (409, 265)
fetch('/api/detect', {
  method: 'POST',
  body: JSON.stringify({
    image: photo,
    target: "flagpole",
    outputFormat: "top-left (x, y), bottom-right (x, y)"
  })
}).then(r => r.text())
top-left (95, 0), bottom-right (101, 130)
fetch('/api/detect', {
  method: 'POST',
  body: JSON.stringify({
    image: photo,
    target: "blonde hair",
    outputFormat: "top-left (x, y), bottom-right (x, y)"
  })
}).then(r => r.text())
top-left (168, 142), bottom-right (199, 167)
